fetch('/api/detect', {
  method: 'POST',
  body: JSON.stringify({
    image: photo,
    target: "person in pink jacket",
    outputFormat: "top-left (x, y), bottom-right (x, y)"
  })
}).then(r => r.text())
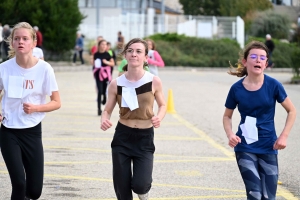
top-left (146, 39), bottom-right (165, 76)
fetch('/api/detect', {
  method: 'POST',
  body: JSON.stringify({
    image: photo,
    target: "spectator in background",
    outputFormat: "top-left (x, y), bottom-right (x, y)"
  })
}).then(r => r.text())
top-left (90, 36), bottom-right (103, 69)
top-left (265, 34), bottom-right (275, 68)
top-left (146, 39), bottom-right (165, 76)
top-left (73, 32), bottom-right (84, 66)
top-left (116, 31), bottom-right (124, 52)
top-left (32, 47), bottom-right (44, 60)
top-left (93, 39), bottom-right (114, 116)
top-left (2, 24), bottom-right (11, 60)
top-left (0, 23), bottom-right (2, 41)
top-left (0, 23), bottom-right (3, 59)
top-left (91, 36), bottom-right (103, 56)
top-left (33, 26), bottom-right (43, 49)
top-left (106, 42), bottom-right (116, 75)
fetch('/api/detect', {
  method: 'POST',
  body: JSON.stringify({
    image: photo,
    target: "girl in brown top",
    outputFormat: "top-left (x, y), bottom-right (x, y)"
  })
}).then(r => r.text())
top-left (101, 38), bottom-right (166, 200)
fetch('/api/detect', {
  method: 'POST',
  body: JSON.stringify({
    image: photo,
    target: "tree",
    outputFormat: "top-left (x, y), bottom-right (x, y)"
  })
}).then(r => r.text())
top-left (250, 11), bottom-right (290, 39)
top-left (0, 0), bottom-right (84, 55)
top-left (179, 0), bottom-right (272, 18)
top-left (179, 0), bottom-right (221, 16)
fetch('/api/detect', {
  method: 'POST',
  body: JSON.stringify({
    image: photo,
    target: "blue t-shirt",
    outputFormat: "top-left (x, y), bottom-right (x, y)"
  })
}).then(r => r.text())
top-left (225, 74), bottom-right (287, 154)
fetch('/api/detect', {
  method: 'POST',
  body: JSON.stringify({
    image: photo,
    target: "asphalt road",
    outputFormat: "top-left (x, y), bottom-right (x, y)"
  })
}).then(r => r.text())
top-left (0, 66), bottom-right (299, 200)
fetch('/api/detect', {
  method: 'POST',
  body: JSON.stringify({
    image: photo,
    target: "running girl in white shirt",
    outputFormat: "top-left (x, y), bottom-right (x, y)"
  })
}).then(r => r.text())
top-left (0, 22), bottom-right (61, 200)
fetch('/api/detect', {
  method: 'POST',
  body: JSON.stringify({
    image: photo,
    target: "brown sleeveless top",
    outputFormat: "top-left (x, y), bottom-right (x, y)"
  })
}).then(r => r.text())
top-left (116, 72), bottom-right (155, 120)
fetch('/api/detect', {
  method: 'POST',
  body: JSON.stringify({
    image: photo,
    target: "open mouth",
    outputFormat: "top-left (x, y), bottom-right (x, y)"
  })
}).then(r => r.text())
top-left (254, 65), bottom-right (261, 69)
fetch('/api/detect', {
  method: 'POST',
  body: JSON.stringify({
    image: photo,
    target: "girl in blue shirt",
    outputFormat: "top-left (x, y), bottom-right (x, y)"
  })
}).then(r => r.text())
top-left (223, 41), bottom-right (296, 200)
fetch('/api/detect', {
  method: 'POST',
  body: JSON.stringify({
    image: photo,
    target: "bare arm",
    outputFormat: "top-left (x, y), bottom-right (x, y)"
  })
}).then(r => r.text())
top-left (0, 90), bottom-right (2, 121)
top-left (103, 58), bottom-right (115, 67)
top-left (152, 76), bottom-right (166, 128)
top-left (90, 53), bottom-right (95, 65)
top-left (223, 108), bottom-right (241, 148)
top-left (273, 97), bottom-right (297, 150)
top-left (101, 80), bottom-right (117, 130)
top-left (23, 91), bottom-right (61, 114)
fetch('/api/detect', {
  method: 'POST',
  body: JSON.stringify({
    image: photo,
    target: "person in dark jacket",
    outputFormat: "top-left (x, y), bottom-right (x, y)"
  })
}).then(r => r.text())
top-left (265, 34), bottom-right (275, 68)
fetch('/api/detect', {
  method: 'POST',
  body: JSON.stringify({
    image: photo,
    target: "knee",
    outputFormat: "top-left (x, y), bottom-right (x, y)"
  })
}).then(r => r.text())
top-left (131, 179), bottom-right (152, 194)
top-left (12, 179), bottom-right (26, 193)
top-left (248, 190), bottom-right (262, 200)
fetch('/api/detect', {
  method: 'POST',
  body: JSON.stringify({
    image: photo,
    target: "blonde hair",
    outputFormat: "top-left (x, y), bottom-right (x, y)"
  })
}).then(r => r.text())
top-left (228, 41), bottom-right (269, 77)
top-left (6, 22), bottom-right (37, 58)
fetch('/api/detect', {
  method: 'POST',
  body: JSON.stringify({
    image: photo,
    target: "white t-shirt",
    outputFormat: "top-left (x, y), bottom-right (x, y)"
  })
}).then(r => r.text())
top-left (0, 57), bottom-right (58, 128)
top-left (148, 50), bottom-right (158, 76)
top-left (0, 26), bottom-right (3, 42)
top-left (32, 47), bottom-right (44, 59)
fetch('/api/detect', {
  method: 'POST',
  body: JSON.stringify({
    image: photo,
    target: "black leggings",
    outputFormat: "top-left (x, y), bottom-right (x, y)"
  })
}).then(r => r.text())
top-left (73, 49), bottom-right (84, 64)
top-left (111, 122), bottom-right (155, 200)
top-left (0, 123), bottom-right (43, 200)
top-left (94, 70), bottom-right (108, 111)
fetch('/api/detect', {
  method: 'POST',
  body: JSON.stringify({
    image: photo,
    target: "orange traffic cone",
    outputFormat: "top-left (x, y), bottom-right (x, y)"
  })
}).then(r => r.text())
top-left (167, 89), bottom-right (176, 113)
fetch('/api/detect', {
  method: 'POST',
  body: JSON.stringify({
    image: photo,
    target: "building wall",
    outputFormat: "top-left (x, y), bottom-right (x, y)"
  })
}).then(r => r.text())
top-left (164, 0), bottom-right (182, 12)
top-left (155, 0), bottom-right (183, 13)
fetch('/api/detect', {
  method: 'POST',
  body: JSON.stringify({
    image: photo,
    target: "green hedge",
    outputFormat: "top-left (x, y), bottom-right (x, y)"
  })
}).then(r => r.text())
top-left (147, 33), bottom-right (299, 70)
top-left (147, 33), bottom-right (241, 67)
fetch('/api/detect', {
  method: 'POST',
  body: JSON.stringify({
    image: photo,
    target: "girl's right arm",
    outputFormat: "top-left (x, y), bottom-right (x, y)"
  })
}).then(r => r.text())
top-left (101, 80), bottom-right (117, 131)
top-left (223, 108), bottom-right (241, 148)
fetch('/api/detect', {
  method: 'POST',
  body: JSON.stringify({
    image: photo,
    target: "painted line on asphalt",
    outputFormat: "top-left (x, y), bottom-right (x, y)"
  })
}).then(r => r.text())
top-left (175, 170), bottom-right (202, 176)
top-left (90, 196), bottom-right (246, 200)
top-left (43, 145), bottom-right (234, 162)
top-left (41, 157), bottom-right (234, 165)
top-left (171, 113), bottom-right (298, 199)
top-left (44, 128), bottom-right (106, 133)
top-left (0, 170), bottom-right (243, 193)
top-left (44, 146), bottom-right (110, 153)
top-left (43, 135), bottom-right (205, 141)
top-left (171, 113), bottom-right (234, 158)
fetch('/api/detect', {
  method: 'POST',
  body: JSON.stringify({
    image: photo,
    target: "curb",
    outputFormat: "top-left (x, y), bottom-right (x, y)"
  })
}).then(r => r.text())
top-left (51, 65), bottom-right (293, 73)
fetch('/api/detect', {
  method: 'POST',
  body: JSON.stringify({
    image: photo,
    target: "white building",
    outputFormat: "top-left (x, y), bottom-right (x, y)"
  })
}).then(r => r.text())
top-left (78, 0), bottom-right (245, 48)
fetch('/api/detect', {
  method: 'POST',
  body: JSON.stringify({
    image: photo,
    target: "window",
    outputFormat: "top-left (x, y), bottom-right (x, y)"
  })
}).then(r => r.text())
top-left (78, 0), bottom-right (117, 8)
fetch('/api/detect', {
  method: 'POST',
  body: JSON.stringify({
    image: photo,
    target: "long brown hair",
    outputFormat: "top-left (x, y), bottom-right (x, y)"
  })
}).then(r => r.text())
top-left (146, 39), bottom-right (156, 50)
top-left (228, 41), bottom-right (269, 77)
top-left (120, 38), bottom-right (149, 71)
top-left (97, 39), bottom-right (107, 52)
top-left (6, 22), bottom-right (37, 58)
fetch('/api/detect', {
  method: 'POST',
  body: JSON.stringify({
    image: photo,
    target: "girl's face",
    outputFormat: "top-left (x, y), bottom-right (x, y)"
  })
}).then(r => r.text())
top-left (243, 48), bottom-right (268, 75)
top-left (147, 41), bottom-right (153, 50)
top-left (12, 28), bottom-right (36, 56)
top-left (124, 42), bottom-right (147, 68)
top-left (99, 41), bottom-right (107, 52)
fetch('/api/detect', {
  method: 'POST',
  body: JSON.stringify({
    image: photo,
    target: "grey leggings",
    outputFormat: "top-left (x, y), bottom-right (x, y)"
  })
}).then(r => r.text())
top-left (235, 152), bottom-right (278, 200)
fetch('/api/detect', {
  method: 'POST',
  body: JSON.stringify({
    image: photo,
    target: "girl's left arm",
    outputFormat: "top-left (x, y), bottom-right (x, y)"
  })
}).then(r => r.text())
top-left (152, 76), bottom-right (166, 128)
top-left (273, 97), bottom-right (296, 150)
top-left (23, 91), bottom-right (61, 114)
top-left (103, 58), bottom-right (115, 67)
top-left (148, 51), bottom-right (165, 67)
